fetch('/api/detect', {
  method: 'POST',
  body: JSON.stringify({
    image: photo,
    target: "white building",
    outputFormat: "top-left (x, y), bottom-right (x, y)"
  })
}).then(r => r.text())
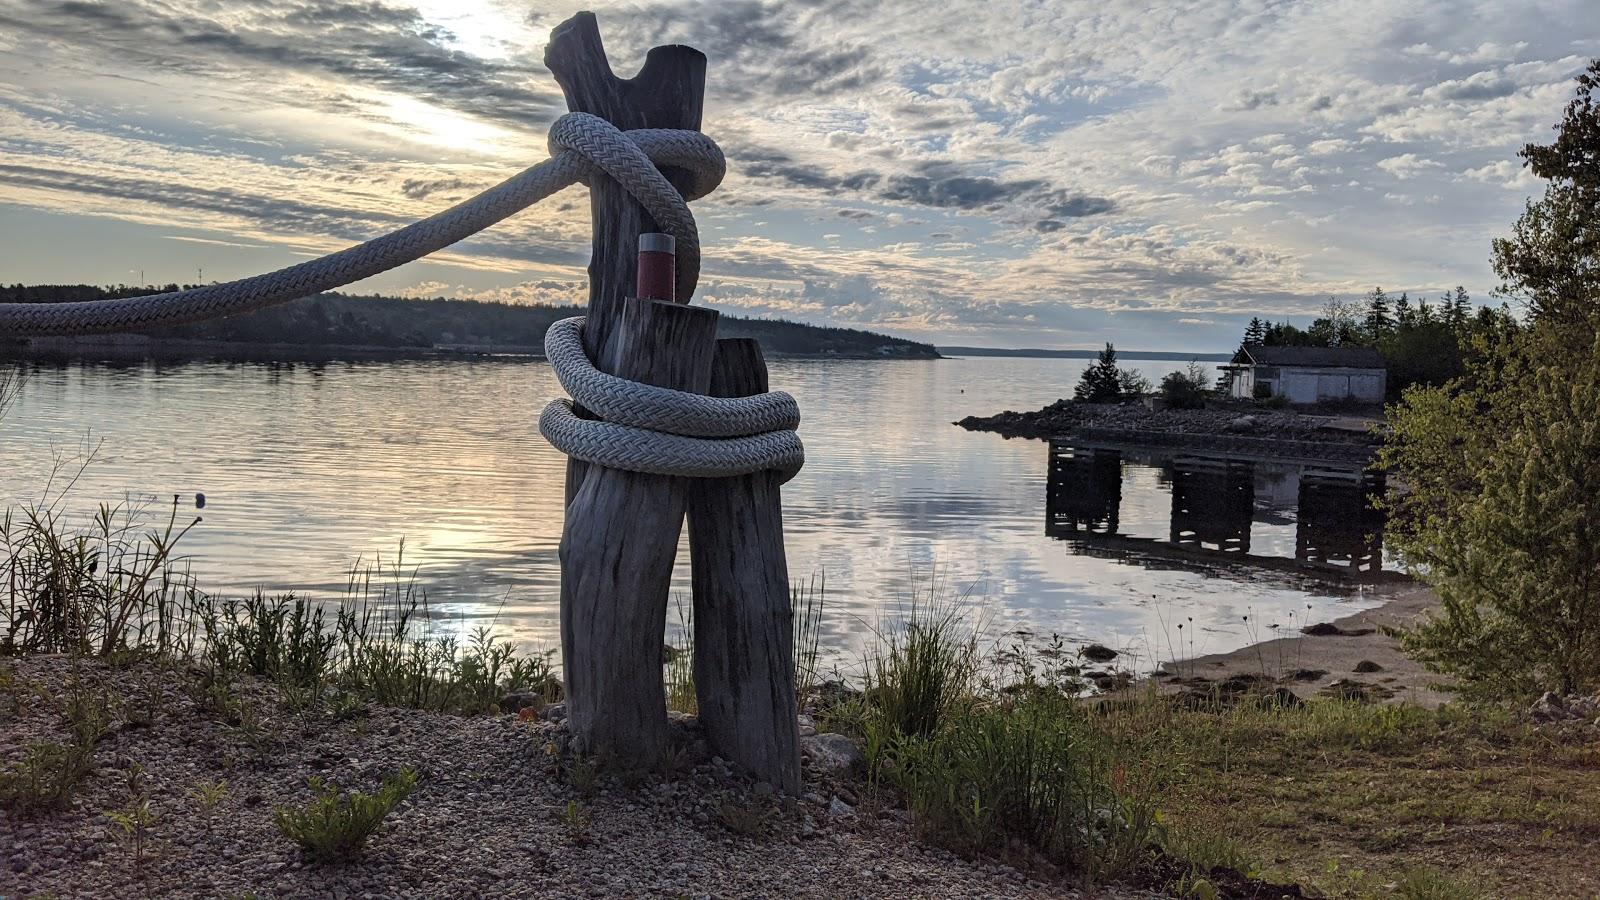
top-left (1222, 345), bottom-right (1387, 404)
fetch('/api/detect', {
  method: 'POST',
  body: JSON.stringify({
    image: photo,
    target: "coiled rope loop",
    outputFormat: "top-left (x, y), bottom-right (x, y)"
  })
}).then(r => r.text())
top-left (539, 317), bottom-right (805, 482)
top-left (0, 110), bottom-right (804, 480)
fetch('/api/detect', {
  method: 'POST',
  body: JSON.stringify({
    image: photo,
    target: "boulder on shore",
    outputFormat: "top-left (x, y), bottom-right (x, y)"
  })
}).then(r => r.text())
top-left (802, 732), bottom-right (865, 778)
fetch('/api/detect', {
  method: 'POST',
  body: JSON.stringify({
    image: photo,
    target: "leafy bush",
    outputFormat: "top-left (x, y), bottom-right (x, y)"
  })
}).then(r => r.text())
top-left (205, 593), bottom-right (337, 690)
top-left (274, 769), bottom-right (418, 863)
top-left (1383, 334), bottom-right (1600, 696)
top-left (1159, 362), bottom-right (1212, 410)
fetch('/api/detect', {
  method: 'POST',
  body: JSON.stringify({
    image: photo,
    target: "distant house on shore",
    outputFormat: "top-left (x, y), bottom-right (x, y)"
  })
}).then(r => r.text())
top-left (1221, 345), bottom-right (1387, 404)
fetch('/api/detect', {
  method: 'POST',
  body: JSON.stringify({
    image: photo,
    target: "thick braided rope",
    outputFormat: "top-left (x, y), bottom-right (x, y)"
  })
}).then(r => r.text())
top-left (538, 316), bottom-right (805, 482)
top-left (0, 113), bottom-right (723, 336)
top-left (544, 316), bottom-right (799, 437)
top-left (540, 400), bottom-right (805, 483)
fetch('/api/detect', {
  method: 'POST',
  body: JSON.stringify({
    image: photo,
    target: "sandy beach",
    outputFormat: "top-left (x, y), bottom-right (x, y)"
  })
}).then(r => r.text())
top-left (1153, 585), bottom-right (1453, 707)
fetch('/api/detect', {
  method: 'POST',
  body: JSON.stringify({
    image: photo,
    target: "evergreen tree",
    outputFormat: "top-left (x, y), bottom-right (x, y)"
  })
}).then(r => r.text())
top-left (1363, 287), bottom-right (1395, 341)
top-left (1444, 287), bottom-right (1471, 333)
top-left (1244, 317), bottom-right (1266, 345)
top-left (1394, 292), bottom-right (1414, 328)
top-left (1074, 343), bottom-right (1126, 403)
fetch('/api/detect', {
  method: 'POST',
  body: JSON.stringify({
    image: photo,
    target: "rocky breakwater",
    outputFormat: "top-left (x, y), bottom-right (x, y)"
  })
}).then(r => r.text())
top-left (957, 399), bottom-right (1382, 462)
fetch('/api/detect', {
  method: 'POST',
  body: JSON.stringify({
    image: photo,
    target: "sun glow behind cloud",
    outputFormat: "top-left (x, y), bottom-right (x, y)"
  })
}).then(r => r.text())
top-left (357, 89), bottom-right (526, 158)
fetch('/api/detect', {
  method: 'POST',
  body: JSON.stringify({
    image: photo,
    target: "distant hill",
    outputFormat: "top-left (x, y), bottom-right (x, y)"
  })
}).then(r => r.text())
top-left (938, 346), bottom-right (1232, 361)
top-left (0, 285), bottom-right (941, 360)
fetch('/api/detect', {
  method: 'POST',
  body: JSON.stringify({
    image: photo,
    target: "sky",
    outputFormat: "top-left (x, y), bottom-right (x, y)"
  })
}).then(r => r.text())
top-left (0, 1), bottom-right (1594, 351)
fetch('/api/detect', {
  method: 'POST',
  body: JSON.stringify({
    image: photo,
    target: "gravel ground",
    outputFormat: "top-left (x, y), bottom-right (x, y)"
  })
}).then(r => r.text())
top-left (1, 656), bottom-right (1161, 899)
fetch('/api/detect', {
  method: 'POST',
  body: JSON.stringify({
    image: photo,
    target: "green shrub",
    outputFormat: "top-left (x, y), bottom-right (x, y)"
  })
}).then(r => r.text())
top-left (208, 593), bottom-right (337, 689)
top-left (1159, 362), bottom-right (1212, 410)
top-left (0, 741), bottom-right (94, 815)
top-left (558, 799), bottom-right (591, 844)
top-left (1384, 334), bottom-right (1600, 697)
top-left (274, 769), bottom-right (418, 862)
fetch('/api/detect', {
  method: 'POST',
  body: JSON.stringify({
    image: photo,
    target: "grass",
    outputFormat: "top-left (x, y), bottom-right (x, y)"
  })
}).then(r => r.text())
top-left (1, 495), bottom-right (559, 719)
top-left (1093, 689), bottom-right (1600, 897)
top-left (814, 585), bottom-right (1600, 896)
top-left (273, 769), bottom-right (418, 863)
top-left (823, 594), bottom-right (1164, 887)
top-left (0, 669), bottom-right (119, 815)
top-left (5, 455), bottom-right (1597, 894)
top-left (664, 575), bottom-right (829, 716)
top-left (0, 740), bottom-right (95, 815)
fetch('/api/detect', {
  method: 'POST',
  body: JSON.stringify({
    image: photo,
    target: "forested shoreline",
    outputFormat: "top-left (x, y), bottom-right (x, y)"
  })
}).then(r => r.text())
top-left (0, 286), bottom-right (941, 360)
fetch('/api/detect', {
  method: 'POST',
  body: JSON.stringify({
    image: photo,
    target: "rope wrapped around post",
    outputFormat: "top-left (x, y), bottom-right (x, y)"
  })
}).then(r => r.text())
top-left (2, 7), bottom-right (807, 785)
top-left (539, 316), bottom-right (805, 481)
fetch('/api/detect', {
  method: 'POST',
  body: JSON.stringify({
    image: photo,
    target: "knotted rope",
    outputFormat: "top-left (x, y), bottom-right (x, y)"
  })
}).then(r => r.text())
top-left (0, 112), bottom-right (804, 481)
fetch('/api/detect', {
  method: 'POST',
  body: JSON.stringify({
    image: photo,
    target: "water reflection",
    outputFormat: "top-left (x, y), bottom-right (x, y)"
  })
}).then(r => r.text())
top-left (1046, 440), bottom-right (1392, 582)
top-left (2, 356), bottom-right (1391, 665)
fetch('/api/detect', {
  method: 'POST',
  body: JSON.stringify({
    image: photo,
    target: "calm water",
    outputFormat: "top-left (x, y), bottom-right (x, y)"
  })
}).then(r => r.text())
top-left (1, 355), bottom-right (1387, 670)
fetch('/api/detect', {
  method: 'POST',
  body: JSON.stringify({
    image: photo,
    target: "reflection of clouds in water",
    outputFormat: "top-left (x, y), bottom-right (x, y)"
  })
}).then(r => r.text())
top-left (3, 355), bottom-right (1381, 669)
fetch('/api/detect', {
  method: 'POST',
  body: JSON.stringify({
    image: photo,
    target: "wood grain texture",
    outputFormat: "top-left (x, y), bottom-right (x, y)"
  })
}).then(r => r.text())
top-left (560, 299), bottom-right (720, 767)
top-left (545, 11), bottom-right (706, 506)
top-left (546, 13), bottom-right (713, 768)
top-left (544, 12), bottom-right (705, 364)
top-left (686, 338), bottom-right (802, 792)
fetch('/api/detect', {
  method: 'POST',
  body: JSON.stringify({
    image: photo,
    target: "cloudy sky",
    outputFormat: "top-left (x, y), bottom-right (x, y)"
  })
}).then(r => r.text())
top-left (0, 1), bottom-right (1593, 350)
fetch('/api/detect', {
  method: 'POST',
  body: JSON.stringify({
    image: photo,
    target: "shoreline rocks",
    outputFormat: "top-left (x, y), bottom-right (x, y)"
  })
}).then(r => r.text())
top-left (957, 399), bottom-right (1381, 459)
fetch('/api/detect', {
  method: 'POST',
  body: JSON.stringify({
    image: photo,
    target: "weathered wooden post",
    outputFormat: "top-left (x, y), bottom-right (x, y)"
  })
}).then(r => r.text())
top-left (547, 13), bottom-right (714, 768)
top-left (687, 341), bottom-right (802, 792)
top-left (546, 12), bottom-right (802, 786)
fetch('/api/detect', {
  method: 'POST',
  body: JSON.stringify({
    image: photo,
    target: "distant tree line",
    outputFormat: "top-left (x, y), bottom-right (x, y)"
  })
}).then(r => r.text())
top-left (1231, 287), bottom-right (1520, 397)
top-left (0, 285), bottom-right (940, 359)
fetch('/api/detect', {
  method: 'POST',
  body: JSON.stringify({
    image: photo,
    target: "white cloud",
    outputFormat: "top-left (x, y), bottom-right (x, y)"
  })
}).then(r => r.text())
top-left (0, 0), bottom-right (1589, 347)
top-left (1377, 153), bottom-right (1446, 179)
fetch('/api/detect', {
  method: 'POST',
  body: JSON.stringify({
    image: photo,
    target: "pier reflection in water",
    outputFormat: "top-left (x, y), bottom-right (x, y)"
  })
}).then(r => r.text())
top-left (1046, 440), bottom-right (1391, 581)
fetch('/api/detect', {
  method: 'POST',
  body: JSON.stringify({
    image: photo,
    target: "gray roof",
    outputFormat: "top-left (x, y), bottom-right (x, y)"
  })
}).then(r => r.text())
top-left (1243, 345), bottom-right (1386, 369)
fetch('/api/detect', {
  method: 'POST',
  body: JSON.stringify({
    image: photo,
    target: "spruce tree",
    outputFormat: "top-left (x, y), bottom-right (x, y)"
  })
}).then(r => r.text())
top-left (1363, 287), bottom-right (1394, 341)
top-left (1074, 343), bottom-right (1125, 403)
